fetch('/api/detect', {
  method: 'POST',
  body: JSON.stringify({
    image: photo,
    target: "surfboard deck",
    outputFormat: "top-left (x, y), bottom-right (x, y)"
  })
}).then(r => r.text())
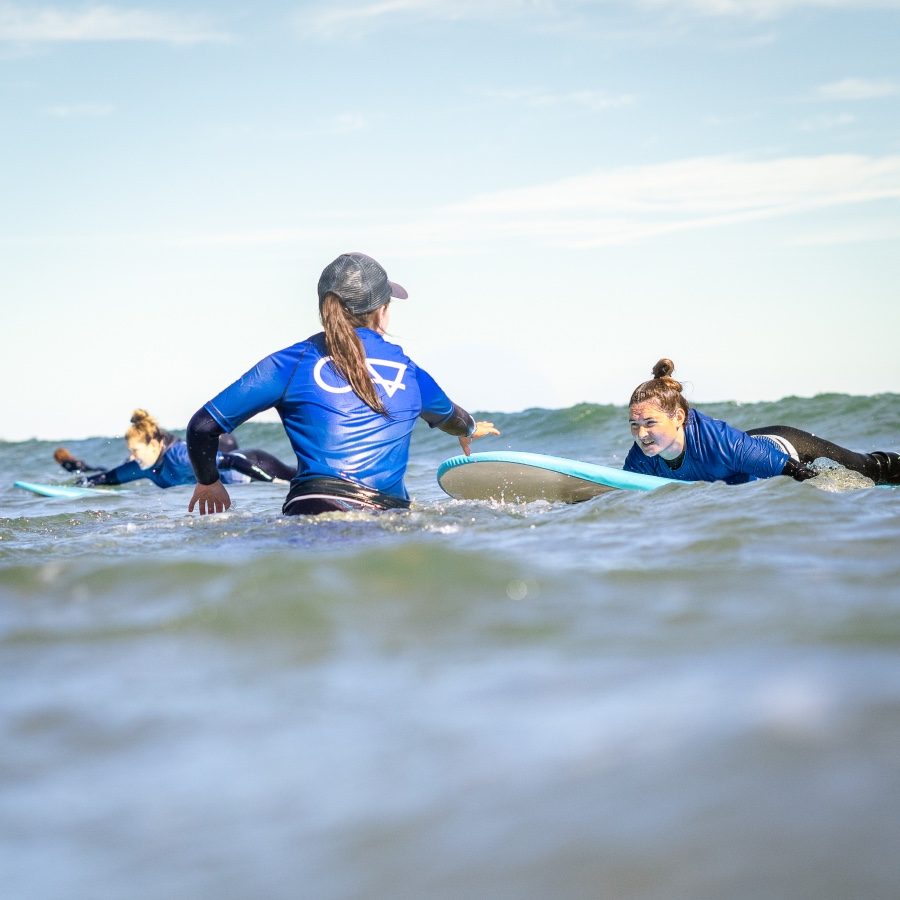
top-left (437, 451), bottom-right (677, 503)
top-left (14, 481), bottom-right (129, 499)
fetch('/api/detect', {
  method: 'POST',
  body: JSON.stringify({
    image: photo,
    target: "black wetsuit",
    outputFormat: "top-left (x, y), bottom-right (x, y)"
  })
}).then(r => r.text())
top-left (57, 458), bottom-right (103, 474)
top-left (217, 449), bottom-right (296, 483)
top-left (747, 426), bottom-right (900, 484)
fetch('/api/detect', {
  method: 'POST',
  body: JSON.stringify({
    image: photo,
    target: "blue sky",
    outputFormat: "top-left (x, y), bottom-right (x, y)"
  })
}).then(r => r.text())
top-left (2, 0), bottom-right (899, 441)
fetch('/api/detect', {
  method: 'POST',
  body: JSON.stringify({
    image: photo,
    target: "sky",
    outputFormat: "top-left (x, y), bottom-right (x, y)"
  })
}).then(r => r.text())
top-left (1, 0), bottom-right (899, 441)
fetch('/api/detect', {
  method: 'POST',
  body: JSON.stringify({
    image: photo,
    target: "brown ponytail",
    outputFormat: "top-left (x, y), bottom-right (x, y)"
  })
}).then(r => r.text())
top-left (319, 293), bottom-right (388, 416)
top-left (629, 358), bottom-right (690, 418)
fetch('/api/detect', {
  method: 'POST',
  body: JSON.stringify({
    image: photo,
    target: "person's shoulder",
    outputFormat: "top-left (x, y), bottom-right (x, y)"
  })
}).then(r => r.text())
top-left (360, 329), bottom-right (412, 362)
top-left (263, 334), bottom-right (326, 365)
top-left (692, 408), bottom-right (731, 433)
top-left (694, 408), bottom-right (748, 439)
top-left (282, 333), bottom-right (325, 354)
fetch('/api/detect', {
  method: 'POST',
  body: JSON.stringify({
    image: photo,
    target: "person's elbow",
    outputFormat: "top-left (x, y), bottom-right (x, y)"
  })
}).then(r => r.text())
top-left (187, 407), bottom-right (223, 440)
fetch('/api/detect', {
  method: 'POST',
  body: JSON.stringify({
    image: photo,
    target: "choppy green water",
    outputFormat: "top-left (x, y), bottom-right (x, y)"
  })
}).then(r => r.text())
top-left (2, 395), bottom-right (899, 899)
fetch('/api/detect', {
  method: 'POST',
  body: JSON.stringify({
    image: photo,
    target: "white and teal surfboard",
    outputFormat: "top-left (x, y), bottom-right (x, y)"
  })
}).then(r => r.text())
top-left (437, 451), bottom-right (678, 503)
top-left (14, 481), bottom-right (130, 499)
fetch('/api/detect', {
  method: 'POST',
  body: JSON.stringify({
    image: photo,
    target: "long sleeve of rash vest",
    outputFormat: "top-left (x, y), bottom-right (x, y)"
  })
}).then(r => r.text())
top-left (187, 408), bottom-right (225, 485)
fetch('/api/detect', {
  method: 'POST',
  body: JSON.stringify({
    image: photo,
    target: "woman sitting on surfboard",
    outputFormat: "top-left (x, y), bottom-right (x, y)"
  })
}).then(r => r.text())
top-left (61, 408), bottom-right (295, 489)
top-left (624, 359), bottom-right (900, 485)
top-left (185, 252), bottom-right (499, 515)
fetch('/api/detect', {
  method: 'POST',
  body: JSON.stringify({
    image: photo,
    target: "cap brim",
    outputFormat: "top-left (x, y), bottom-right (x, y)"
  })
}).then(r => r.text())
top-left (389, 280), bottom-right (408, 300)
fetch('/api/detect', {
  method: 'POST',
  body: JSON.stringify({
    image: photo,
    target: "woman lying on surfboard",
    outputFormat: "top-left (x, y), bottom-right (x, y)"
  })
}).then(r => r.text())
top-left (60, 408), bottom-right (295, 489)
top-left (53, 432), bottom-right (239, 475)
top-left (624, 359), bottom-right (900, 485)
top-left (186, 252), bottom-right (500, 516)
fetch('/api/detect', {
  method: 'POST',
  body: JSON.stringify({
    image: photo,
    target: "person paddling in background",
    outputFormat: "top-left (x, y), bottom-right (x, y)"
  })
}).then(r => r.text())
top-left (53, 431), bottom-right (240, 476)
top-left (61, 408), bottom-right (294, 488)
top-left (186, 252), bottom-right (500, 516)
top-left (624, 359), bottom-right (900, 485)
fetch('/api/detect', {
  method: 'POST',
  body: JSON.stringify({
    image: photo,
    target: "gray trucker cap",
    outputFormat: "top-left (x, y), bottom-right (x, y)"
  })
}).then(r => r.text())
top-left (317, 252), bottom-right (408, 315)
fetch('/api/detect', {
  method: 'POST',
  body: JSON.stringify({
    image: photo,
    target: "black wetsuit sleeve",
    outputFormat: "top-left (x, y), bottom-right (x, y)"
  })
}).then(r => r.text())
top-left (187, 407), bottom-right (225, 485)
top-left (84, 469), bottom-right (119, 486)
top-left (422, 402), bottom-right (475, 437)
top-left (782, 458), bottom-right (816, 482)
top-left (58, 457), bottom-right (104, 473)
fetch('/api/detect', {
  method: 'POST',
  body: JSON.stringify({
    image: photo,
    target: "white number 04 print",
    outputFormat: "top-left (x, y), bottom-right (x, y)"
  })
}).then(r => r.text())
top-left (313, 357), bottom-right (408, 398)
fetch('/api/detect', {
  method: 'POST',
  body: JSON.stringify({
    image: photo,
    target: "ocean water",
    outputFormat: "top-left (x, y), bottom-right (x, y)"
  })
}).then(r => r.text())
top-left (2, 394), bottom-right (899, 900)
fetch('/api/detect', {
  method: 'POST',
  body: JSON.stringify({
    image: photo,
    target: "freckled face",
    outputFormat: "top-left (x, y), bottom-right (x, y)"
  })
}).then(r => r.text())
top-left (127, 436), bottom-right (162, 469)
top-left (629, 402), bottom-right (686, 461)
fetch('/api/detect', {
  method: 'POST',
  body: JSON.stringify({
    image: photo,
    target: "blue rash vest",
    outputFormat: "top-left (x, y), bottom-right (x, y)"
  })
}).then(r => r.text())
top-left (202, 328), bottom-right (459, 501)
top-left (623, 408), bottom-right (789, 485)
top-left (99, 440), bottom-right (247, 488)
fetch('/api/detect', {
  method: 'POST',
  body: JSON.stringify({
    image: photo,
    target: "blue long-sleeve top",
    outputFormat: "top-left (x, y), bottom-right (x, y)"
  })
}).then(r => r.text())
top-left (199, 328), bottom-right (472, 501)
top-left (623, 408), bottom-right (789, 484)
top-left (86, 439), bottom-right (245, 488)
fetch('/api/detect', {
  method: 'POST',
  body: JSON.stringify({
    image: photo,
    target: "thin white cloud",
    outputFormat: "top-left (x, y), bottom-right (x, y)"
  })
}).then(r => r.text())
top-left (639, 0), bottom-right (900, 18)
top-left (293, 0), bottom-right (900, 36)
top-left (45, 102), bottom-right (115, 117)
top-left (0, 3), bottom-right (229, 44)
top-left (451, 153), bottom-right (900, 215)
top-left (295, 0), bottom-right (571, 38)
top-left (796, 112), bottom-right (856, 131)
top-left (332, 112), bottom-right (367, 133)
top-left (817, 77), bottom-right (900, 100)
top-left (172, 153), bottom-right (900, 251)
top-left (786, 222), bottom-right (900, 245)
top-left (485, 87), bottom-right (635, 111)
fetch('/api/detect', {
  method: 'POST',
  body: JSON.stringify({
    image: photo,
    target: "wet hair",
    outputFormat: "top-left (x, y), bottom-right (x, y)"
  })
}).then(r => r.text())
top-left (125, 408), bottom-right (165, 445)
top-left (629, 358), bottom-right (690, 418)
top-left (319, 292), bottom-right (388, 417)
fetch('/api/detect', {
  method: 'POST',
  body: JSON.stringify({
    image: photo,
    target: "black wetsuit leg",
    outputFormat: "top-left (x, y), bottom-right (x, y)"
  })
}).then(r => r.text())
top-left (219, 450), bottom-right (296, 483)
top-left (217, 433), bottom-right (239, 453)
top-left (747, 426), bottom-right (900, 483)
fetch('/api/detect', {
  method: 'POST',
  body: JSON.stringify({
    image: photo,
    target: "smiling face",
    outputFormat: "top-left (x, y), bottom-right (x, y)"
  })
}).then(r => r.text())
top-left (127, 435), bottom-right (163, 469)
top-left (629, 402), bottom-right (686, 460)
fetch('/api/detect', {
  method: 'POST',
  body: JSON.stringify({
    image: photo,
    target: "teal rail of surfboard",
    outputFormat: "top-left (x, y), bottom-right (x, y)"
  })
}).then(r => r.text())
top-left (437, 451), bottom-right (679, 503)
top-left (14, 481), bottom-right (130, 499)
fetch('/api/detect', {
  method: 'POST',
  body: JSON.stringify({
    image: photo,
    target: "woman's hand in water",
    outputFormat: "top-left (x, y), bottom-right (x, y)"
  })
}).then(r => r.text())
top-left (458, 421), bottom-right (501, 457)
top-left (188, 480), bottom-right (232, 515)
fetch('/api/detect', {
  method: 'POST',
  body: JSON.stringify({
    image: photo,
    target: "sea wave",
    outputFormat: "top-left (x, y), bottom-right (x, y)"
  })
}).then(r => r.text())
top-left (2, 394), bottom-right (900, 900)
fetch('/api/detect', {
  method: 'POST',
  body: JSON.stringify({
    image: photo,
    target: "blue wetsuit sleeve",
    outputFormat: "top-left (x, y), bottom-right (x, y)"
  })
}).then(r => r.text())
top-left (416, 367), bottom-right (475, 437)
top-left (84, 460), bottom-right (145, 486)
top-left (204, 350), bottom-right (298, 432)
top-left (191, 349), bottom-right (298, 484)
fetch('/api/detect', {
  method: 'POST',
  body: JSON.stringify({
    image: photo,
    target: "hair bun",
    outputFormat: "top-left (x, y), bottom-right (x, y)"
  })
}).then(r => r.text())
top-left (652, 358), bottom-right (675, 380)
top-left (130, 408), bottom-right (150, 425)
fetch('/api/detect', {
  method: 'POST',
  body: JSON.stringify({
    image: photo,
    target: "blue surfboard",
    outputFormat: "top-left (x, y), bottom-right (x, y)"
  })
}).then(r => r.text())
top-left (437, 451), bottom-right (679, 503)
top-left (14, 481), bottom-right (129, 499)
